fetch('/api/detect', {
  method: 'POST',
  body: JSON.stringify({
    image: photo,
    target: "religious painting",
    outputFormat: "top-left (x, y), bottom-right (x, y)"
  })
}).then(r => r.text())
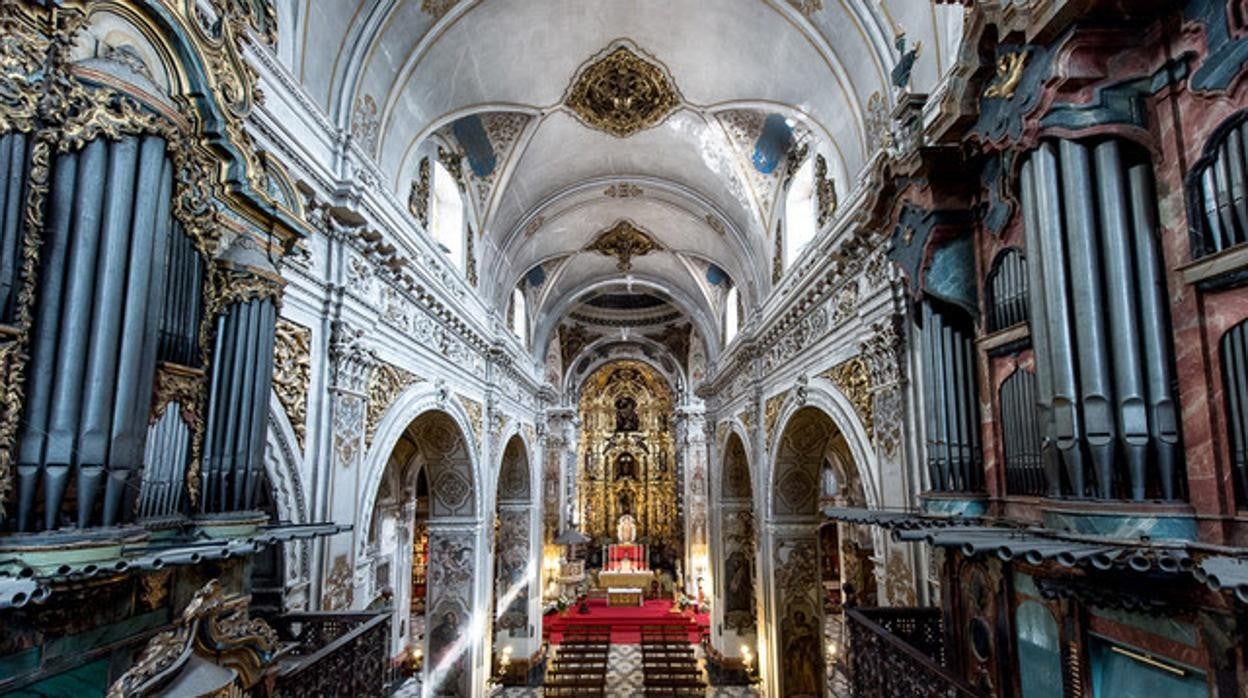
top-left (724, 549), bottom-right (754, 631)
top-left (780, 602), bottom-right (824, 697)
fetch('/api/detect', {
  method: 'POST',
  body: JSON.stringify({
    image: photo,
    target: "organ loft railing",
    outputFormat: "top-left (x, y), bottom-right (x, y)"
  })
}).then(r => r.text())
top-left (844, 607), bottom-right (979, 698)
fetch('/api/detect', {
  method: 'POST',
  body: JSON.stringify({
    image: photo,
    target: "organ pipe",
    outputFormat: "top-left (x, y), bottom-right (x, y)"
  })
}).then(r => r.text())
top-left (1128, 162), bottom-right (1180, 499)
top-left (1019, 137), bottom-right (1181, 501)
top-left (202, 296), bottom-right (277, 514)
top-left (922, 300), bottom-right (980, 493)
top-left (1019, 158), bottom-right (1062, 497)
top-left (1093, 140), bottom-right (1149, 500)
top-left (10, 135), bottom-right (189, 531)
top-left (1034, 141), bottom-right (1087, 496)
top-left (1060, 140), bottom-right (1117, 499)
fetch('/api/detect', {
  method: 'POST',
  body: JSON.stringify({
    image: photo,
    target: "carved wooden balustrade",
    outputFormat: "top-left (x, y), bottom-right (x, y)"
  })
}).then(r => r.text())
top-left (265, 610), bottom-right (394, 696)
top-left (845, 607), bottom-right (979, 697)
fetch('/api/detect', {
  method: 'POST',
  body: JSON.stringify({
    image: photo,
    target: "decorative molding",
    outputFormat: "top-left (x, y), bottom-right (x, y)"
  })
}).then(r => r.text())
top-left (322, 554), bottom-right (354, 610)
top-left (764, 392), bottom-right (788, 448)
top-left (587, 219), bottom-right (662, 271)
top-left (107, 580), bottom-right (277, 698)
top-left (366, 361), bottom-right (423, 446)
top-left (457, 394), bottom-right (484, 442)
top-left (564, 42), bottom-right (681, 137)
top-left (421, 0), bottom-right (460, 20)
top-left (820, 357), bottom-right (874, 443)
top-left (787, 0), bottom-right (823, 18)
top-left (409, 156), bottom-right (431, 228)
top-left (983, 50), bottom-right (1027, 100)
top-left (272, 319), bottom-right (312, 448)
top-left (814, 154), bottom-right (838, 228)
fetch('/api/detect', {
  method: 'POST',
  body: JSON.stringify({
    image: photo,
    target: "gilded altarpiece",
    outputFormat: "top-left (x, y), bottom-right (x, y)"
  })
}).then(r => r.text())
top-left (576, 362), bottom-right (678, 548)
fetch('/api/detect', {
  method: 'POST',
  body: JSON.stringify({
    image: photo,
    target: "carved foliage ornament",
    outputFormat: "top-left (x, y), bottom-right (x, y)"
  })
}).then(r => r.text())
top-left (764, 392), bottom-right (789, 448)
top-left (410, 157), bottom-right (431, 228)
top-left (814, 154), bottom-right (838, 228)
top-left (820, 356), bottom-right (874, 443)
top-left (587, 219), bottom-right (662, 271)
top-left (107, 580), bottom-right (278, 698)
top-left (272, 319), bottom-right (312, 448)
top-left (458, 394), bottom-right (484, 442)
top-left (366, 361), bottom-right (422, 446)
top-left (565, 43), bottom-right (681, 137)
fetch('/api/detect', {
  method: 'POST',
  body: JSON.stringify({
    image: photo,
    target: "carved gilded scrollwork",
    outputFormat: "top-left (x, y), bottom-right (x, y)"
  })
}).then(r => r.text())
top-left (365, 360), bottom-right (422, 446)
top-left (820, 356), bottom-right (874, 443)
top-left (564, 43), bottom-right (680, 137)
top-left (984, 51), bottom-right (1027, 100)
top-left (764, 392), bottom-right (789, 448)
top-left (106, 580), bottom-right (278, 698)
top-left (814, 154), bottom-right (838, 227)
top-left (587, 219), bottom-right (661, 271)
top-left (437, 145), bottom-right (465, 191)
top-left (457, 394), bottom-right (484, 443)
top-left (409, 156), bottom-right (431, 228)
top-left (273, 319), bottom-right (312, 448)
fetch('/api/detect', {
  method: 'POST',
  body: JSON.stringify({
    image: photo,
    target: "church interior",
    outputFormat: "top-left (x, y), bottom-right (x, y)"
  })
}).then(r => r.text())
top-left (3, 0), bottom-right (1248, 696)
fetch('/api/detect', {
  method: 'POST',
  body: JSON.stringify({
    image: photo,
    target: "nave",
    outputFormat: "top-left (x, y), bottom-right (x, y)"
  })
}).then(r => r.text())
top-left (3, 1), bottom-right (1248, 697)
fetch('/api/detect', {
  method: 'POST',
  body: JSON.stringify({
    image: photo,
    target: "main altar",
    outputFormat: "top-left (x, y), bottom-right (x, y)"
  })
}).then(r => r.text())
top-left (598, 514), bottom-right (655, 589)
top-left (575, 362), bottom-right (680, 560)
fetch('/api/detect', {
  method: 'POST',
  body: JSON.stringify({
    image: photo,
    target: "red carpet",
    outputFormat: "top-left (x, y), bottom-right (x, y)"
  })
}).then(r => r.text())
top-left (543, 599), bottom-right (709, 644)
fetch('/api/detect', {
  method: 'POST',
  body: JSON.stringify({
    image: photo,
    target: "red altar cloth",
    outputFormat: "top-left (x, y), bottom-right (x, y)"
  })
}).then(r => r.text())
top-left (604, 543), bottom-right (647, 571)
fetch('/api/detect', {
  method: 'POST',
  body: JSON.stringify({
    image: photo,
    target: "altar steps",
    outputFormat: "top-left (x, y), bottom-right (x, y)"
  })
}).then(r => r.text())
top-left (543, 599), bottom-right (708, 644)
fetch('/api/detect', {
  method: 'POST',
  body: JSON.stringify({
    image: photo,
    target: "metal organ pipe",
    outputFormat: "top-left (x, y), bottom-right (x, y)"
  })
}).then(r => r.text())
top-left (0, 133), bottom-right (28, 321)
top-left (1034, 142), bottom-right (1087, 496)
top-left (1128, 162), bottom-right (1180, 500)
top-left (1019, 159), bottom-right (1062, 496)
top-left (79, 137), bottom-right (139, 527)
top-left (48, 139), bottom-right (106, 526)
top-left (1093, 141), bottom-right (1150, 500)
top-left (1059, 140), bottom-right (1117, 499)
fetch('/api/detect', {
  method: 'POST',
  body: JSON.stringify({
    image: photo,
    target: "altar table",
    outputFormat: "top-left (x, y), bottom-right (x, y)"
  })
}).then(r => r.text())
top-left (607, 587), bottom-right (643, 607)
top-left (599, 570), bottom-right (655, 589)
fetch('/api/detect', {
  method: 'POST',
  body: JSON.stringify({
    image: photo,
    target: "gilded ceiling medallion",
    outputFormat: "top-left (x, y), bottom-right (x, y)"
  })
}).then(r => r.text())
top-left (587, 220), bottom-right (662, 272)
top-left (564, 43), bottom-right (681, 137)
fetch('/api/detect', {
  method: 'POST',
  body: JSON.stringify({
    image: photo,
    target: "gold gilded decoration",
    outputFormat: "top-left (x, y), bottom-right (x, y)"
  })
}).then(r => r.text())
top-left (787, 0), bottom-right (823, 18)
top-left (587, 220), bottom-right (661, 272)
top-left (421, 0), bottom-right (460, 20)
top-left (576, 361), bottom-right (678, 545)
top-left (814, 154), bottom-right (838, 228)
top-left (438, 145), bottom-right (465, 191)
top-left (410, 157), bottom-right (431, 228)
top-left (273, 320), bottom-right (312, 448)
top-left (140, 570), bottom-right (172, 611)
top-left (564, 43), bottom-right (680, 137)
top-left (820, 356), bottom-right (874, 442)
top-left (764, 392), bottom-right (788, 448)
top-left (366, 361), bottom-right (422, 446)
top-left (208, 268), bottom-right (284, 316)
top-left (0, 4), bottom-right (47, 134)
top-left (458, 395), bottom-right (484, 442)
top-left (605, 183), bottom-right (642, 198)
top-left (465, 226), bottom-right (478, 287)
top-left (984, 51), bottom-right (1027, 100)
top-left (773, 220), bottom-right (784, 283)
top-left (107, 580), bottom-right (277, 698)
top-left (884, 550), bottom-right (916, 605)
top-left (739, 408), bottom-right (755, 436)
top-left (322, 555), bottom-right (353, 610)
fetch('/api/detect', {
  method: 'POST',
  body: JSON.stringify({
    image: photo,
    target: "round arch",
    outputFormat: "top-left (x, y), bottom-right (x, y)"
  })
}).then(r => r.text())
top-left (356, 383), bottom-right (484, 548)
top-left (765, 380), bottom-right (880, 520)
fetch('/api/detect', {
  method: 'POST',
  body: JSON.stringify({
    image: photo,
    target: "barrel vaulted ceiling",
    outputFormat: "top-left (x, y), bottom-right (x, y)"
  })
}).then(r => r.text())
top-left (275, 0), bottom-right (965, 365)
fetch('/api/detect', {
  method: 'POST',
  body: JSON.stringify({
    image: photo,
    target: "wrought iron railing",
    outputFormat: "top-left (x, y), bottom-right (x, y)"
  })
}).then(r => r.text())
top-left (266, 610), bottom-right (394, 696)
top-left (845, 607), bottom-right (979, 697)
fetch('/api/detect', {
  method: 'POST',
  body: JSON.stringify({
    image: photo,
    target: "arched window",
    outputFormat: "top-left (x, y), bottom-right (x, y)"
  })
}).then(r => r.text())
top-left (724, 286), bottom-right (740, 344)
top-left (431, 160), bottom-right (464, 270)
top-left (510, 287), bottom-right (527, 344)
top-left (784, 156), bottom-right (818, 268)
